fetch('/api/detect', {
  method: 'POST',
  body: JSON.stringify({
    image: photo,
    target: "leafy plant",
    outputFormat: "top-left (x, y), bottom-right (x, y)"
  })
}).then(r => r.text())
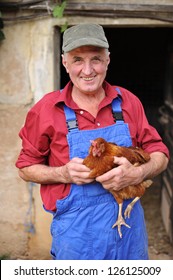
top-left (53, 1), bottom-right (67, 18)
top-left (53, 1), bottom-right (68, 32)
top-left (0, 254), bottom-right (10, 260)
top-left (0, 11), bottom-right (5, 40)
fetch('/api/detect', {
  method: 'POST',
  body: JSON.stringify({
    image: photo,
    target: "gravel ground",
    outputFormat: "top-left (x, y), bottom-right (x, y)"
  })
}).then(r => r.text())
top-left (141, 176), bottom-right (173, 260)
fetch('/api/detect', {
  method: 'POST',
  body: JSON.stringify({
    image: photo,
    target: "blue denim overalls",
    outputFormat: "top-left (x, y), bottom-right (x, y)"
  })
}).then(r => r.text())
top-left (50, 88), bottom-right (148, 260)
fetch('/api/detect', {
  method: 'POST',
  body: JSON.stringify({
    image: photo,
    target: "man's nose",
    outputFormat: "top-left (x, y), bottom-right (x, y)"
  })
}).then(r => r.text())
top-left (82, 62), bottom-right (93, 75)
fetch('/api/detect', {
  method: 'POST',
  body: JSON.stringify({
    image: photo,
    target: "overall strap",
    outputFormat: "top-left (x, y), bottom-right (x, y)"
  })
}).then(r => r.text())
top-left (63, 105), bottom-right (78, 131)
top-left (112, 87), bottom-right (124, 123)
top-left (60, 88), bottom-right (78, 131)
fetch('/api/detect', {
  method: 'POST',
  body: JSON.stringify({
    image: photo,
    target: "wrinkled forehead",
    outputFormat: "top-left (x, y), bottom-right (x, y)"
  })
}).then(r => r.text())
top-left (65, 46), bottom-right (108, 57)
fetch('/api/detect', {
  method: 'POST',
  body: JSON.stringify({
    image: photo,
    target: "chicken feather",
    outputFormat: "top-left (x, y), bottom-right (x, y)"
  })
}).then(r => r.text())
top-left (83, 137), bottom-right (153, 238)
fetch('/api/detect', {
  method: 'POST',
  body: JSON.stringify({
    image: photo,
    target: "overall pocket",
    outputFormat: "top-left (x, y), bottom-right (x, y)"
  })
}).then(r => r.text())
top-left (51, 194), bottom-right (82, 236)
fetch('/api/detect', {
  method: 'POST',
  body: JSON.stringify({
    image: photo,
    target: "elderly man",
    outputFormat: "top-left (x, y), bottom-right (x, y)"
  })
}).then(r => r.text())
top-left (16, 23), bottom-right (169, 260)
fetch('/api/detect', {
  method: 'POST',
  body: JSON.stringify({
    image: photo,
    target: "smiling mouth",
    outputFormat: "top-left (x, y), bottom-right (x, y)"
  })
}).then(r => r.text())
top-left (82, 77), bottom-right (95, 81)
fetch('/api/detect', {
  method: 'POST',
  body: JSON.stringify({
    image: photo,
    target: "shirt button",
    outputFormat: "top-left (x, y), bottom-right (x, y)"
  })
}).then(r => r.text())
top-left (80, 110), bottom-right (84, 115)
top-left (97, 122), bottom-right (100, 126)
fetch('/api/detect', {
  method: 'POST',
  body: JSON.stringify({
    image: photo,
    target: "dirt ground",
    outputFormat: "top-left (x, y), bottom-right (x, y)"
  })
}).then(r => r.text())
top-left (141, 176), bottom-right (173, 260)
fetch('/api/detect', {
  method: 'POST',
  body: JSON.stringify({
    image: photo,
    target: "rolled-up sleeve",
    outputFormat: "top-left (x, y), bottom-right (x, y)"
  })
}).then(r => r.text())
top-left (16, 109), bottom-right (50, 168)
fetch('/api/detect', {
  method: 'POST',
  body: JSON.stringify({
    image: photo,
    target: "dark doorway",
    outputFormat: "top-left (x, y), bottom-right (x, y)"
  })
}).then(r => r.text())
top-left (60, 27), bottom-right (173, 132)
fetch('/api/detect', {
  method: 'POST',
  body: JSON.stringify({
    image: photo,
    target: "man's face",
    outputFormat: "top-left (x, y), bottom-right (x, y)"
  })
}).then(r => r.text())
top-left (62, 46), bottom-right (110, 95)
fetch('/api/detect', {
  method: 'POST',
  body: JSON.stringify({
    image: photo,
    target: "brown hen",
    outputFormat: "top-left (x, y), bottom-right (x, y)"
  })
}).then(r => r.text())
top-left (83, 137), bottom-right (153, 238)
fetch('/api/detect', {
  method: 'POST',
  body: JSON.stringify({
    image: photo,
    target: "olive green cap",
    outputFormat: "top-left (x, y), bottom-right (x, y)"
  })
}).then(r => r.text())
top-left (62, 23), bottom-right (109, 53)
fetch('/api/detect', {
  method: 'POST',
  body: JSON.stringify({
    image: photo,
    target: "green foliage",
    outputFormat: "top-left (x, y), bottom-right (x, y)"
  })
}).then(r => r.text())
top-left (0, 30), bottom-right (5, 40)
top-left (53, 1), bottom-right (67, 18)
top-left (0, 254), bottom-right (10, 260)
top-left (53, 1), bottom-right (68, 32)
top-left (60, 21), bottom-right (68, 33)
top-left (0, 11), bottom-right (5, 40)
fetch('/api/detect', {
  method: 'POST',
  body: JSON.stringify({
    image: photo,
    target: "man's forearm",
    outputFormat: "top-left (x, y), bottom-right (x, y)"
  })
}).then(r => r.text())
top-left (139, 152), bottom-right (169, 181)
top-left (18, 164), bottom-right (66, 184)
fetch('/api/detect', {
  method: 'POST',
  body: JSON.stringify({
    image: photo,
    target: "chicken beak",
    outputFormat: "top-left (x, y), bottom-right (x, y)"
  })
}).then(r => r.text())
top-left (90, 140), bottom-right (96, 146)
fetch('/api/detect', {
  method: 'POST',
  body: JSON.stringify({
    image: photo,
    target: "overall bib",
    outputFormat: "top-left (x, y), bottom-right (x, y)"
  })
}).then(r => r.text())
top-left (50, 89), bottom-right (149, 260)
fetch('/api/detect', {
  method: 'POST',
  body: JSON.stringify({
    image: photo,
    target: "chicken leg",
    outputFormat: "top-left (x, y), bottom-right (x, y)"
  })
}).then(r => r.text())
top-left (112, 203), bottom-right (131, 238)
top-left (124, 196), bottom-right (140, 218)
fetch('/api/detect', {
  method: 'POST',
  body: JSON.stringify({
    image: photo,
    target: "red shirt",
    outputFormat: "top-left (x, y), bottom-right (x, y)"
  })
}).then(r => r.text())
top-left (16, 81), bottom-right (169, 211)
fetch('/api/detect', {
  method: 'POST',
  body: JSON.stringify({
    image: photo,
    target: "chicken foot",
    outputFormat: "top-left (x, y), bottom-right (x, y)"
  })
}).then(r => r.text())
top-left (124, 196), bottom-right (140, 218)
top-left (112, 203), bottom-right (131, 238)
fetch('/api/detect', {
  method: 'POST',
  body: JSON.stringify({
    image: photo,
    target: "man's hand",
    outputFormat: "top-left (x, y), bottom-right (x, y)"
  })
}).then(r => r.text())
top-left (95, 156), bottom-right (144, 192)
top-left (60, 157), bottom-right (93, 185)
top-left (96, 152), bottom-right (168, 192)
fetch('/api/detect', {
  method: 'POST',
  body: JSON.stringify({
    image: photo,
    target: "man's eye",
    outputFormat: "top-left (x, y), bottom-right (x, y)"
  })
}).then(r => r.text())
top-left (73, 57), bottom-right (82, 62)
top-left (92, 57), bottom-right (102, 63)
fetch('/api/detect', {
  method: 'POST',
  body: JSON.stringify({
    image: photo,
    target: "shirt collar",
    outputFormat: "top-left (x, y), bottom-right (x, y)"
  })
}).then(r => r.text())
top-left (54, 80), bottom-right (119, 108)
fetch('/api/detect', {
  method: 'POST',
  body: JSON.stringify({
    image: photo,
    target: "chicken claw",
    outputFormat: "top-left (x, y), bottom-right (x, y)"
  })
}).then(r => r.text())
top-left (112, 203), bottom-right (131, 238)
top-left (112, 216), bottom-right (131, 238)
top-left (124, 197), bottom-right (140, 218)
top-left (124, 205), bottom-right (133, 219)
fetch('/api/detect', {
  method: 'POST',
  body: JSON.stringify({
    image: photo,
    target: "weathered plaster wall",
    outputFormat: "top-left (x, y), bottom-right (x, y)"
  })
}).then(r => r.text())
top-left (0, 18), bottom-right (56, 259)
